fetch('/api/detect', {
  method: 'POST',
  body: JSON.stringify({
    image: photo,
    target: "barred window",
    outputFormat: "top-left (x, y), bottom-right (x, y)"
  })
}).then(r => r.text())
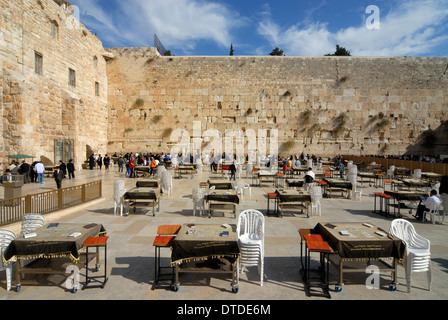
top-left (69, 68), bottom-right (76, 87)
top-left (35, 52), bottom-right (43, 74)
top-left (95, 82), bottom-right (100, 96)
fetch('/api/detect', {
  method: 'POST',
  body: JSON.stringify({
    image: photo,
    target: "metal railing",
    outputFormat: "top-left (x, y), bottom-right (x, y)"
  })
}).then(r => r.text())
top-left (0, 180), bottom-right (102, 226)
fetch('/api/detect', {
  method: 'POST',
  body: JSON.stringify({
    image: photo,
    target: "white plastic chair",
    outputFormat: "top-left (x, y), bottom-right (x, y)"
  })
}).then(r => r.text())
top-left (309, 186), bottom-right (322, 216)
top-left (426, 201), bottom-right (443, 226)
top-left (412, 169), bottom-right (422, 180)
top-left (389, 219), bottom-right (431, 293)
top-left (113, 180), bottom-right (126, 216)
top-left (348, 176), bottom-right (362, 201)
top-left (21, 214), bottom-right (45, 235)
top-left (192, 188), bottom-right (205, 217)
top-left (236, 209), bottom-right (264, 286)
top-left (0, 229), bottom-right (17, 291)
top-left (234, 180), bottom-right (251, 201)
top-left (161, 171), bottom-right (173, 196)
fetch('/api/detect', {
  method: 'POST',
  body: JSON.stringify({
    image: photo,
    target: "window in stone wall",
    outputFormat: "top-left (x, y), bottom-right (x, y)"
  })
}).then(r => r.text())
top-left (34, 52), bottom-right (43, 75)
top-left (69, 68), bottom-right (76, 87)
top-left (93, 56), bottom-right (98, 67)
top-left (95, 81), bottom-right (100, 96)
top-left (51, 21), bottom-right (59, 39)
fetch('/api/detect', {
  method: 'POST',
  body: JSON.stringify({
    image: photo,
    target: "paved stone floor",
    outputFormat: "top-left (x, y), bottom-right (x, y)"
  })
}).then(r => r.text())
top-left (0, 165), bottom-right (447, 302)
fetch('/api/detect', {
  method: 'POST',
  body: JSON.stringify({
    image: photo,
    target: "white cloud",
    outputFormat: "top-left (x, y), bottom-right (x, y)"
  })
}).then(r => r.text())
top-left (73, 0), bottom-right (244, 53)
top-left (258, 0), bottom-right (448, 56)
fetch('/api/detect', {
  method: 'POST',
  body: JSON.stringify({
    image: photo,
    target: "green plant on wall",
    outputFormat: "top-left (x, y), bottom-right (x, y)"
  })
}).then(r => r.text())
top-left (332, 112), bottom-right (348, 137)
top-left (153, 115), bottom-right (163, 124)
top-left (133, 98), bottom-right (144, 109)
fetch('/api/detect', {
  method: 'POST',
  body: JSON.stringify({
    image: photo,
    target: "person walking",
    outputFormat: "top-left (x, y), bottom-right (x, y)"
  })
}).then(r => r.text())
top-left (34, 161), bottom-right (45, 184)
top-left (67, 159), bottom-right (75, 179)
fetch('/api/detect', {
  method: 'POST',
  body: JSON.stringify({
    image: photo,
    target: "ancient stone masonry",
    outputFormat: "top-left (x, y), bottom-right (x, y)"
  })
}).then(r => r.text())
top-left (106, 47), bottom-right (448, 157)
top-left (1, 1), bottom-right (447, 165)
top-left (0, 0), bottom-right (109, 166)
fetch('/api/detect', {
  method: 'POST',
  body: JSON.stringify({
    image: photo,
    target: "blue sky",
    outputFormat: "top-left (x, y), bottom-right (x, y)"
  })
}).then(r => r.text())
top-left (69, 0), bottom-right (448, 57)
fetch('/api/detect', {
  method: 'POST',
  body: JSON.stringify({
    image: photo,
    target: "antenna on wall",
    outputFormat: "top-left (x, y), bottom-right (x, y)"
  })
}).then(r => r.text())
top-left (154, 33), bottom-right (167, 56)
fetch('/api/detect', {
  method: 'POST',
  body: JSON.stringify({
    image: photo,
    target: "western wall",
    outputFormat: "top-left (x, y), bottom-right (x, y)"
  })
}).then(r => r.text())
top-left (1, 0), bottom-right (447, 167)
top-left (106, 47), bottom-right (448, 157)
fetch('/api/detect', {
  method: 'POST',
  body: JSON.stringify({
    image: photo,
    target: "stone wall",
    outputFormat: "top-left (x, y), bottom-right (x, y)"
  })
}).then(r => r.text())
top-left (0, 0), bottom-right (109, 167)
top-left (106, 47), bottom-right (448, 157)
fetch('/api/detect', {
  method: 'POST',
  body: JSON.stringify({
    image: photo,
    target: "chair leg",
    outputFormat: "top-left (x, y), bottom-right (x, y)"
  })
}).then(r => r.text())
top-left (6, 264), bottom-right (12, 291)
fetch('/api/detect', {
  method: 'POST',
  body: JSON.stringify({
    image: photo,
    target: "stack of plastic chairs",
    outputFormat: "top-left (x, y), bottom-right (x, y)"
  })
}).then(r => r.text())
top-left (113, 180), bottom-right (126, 216)
top-left (347, 165), bottom-right (362, 200)
top-left (389, 219), bottom-right (431, 293)
top-left (192, 188), bottom-right (205, 216)
top-left (309, 186), bottom-right (322, 216)
top-left (21, 214), bottom-right (45, 235)
top-left (161, 171), bottom-right (173, 196)
top-left (156, 165), bottom-right (166, 179)
top-left (0, 229), bottom-right (16, 291)
top-left (236, 209), bottom-right (265, 286)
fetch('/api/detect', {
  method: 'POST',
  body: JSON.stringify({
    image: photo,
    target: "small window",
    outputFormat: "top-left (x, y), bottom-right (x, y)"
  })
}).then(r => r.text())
top-left (35, 52), bottom-right (43, 74)
top-left (93, 56), bottom-right (98, 67)
top-left (51, 21), bottom-right (58, 39)
top-left (69, 68), bottom-right (76, 87)
top-left (95, 82), bottom-right (100, 96)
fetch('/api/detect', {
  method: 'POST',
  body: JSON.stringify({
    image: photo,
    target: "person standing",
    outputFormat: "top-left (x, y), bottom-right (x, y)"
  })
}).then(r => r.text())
top-left (104, 154), bottom-right (110, 170)
top-left (59, 160), bottom-right (67, 179)
top-left (118, 156), bottom-right (125, 173)
top-left (97, 154), bottom-right (103, 170)
top-left (89, 154), bottom-right (95, 170)
top-left (129, 157), bottom-right (135, 178)
top-left (53, 166), bottom-right (63, 189)
top-left (67, 159), bottom-right (75, 179)
top-left (34, 161), bottom-right (45, 184)
top-left (19, 160), bottom-right (30, 184)
top-left (230, 162), bottom-right (236, 181)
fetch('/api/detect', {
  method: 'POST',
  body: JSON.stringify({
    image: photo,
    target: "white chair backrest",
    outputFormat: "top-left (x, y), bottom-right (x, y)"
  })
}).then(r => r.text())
top-left (161, 171), bottom-right (172, 187)
top-left (310, 186), bottom-right (322, 201)
top-left (192, 188), bottom-right (205, 202)
top-left (389, 219), bottom-right (428, 249)
top-left (413, 169), bottom-right (422, 180)
top-left (157, 165), bottom-right (167, 178)
top-left (0, 229), bottom-right (16, 267)
top-left (114, 180), bottom-right (126, 202)
top-left (237, 209), bottom-right (264, 239)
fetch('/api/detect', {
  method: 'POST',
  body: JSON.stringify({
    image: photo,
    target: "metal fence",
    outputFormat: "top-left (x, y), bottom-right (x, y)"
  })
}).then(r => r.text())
top-left (0, 180), bottom-right (102, 226)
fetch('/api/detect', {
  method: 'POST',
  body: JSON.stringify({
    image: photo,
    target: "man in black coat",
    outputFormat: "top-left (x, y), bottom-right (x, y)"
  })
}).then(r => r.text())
top-left (67, 159), bottom-right (75, 179)
top-left (59, 160), bottom-right (67, 178)
top-left (53, 166), bottom-right (63, 189)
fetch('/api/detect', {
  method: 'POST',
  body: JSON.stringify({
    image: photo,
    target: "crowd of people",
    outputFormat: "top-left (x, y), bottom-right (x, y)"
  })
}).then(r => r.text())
top-left (1, 159), bottom-right (76, 189)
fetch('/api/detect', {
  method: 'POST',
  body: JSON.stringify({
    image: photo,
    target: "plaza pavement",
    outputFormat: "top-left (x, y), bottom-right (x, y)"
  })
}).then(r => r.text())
top-left (0, 165), bottom-right (447, 302)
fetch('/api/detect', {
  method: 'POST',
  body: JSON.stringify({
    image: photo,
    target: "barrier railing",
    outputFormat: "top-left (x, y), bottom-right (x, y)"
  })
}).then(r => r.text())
top-left (0, 180), bottom-right (102, 226)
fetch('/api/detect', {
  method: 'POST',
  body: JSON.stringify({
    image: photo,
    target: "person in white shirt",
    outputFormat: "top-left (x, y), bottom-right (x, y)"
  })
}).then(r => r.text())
top-left (34, 161), bottom-right (45, 184)
top-left (415, 189), bottom-right (442, 221)
top-left (304, 167), bottom-right (315, 183)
